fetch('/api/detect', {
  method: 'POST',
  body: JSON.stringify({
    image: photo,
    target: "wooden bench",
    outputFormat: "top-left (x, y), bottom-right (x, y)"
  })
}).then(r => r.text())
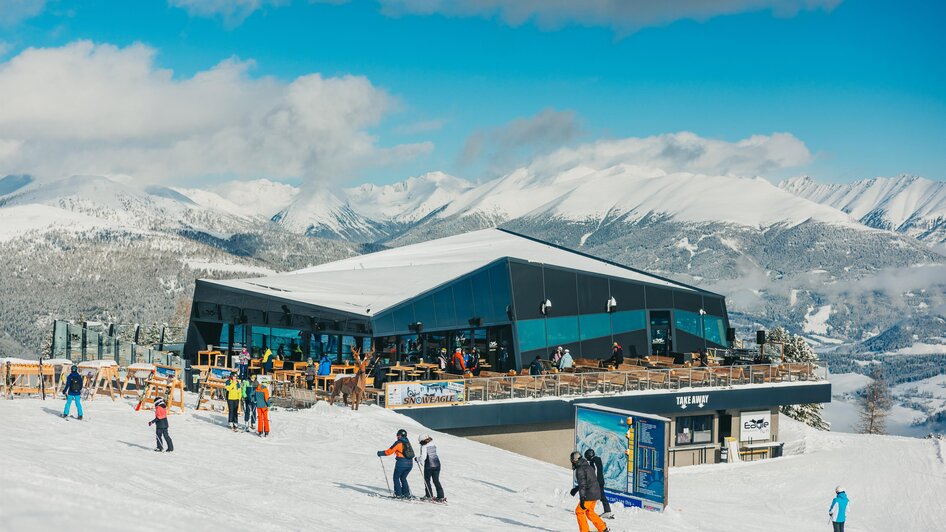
top-left (646, 355), bottom-right (676, 368)
top-left (748, 364), bottom-right (779, 383)
top-left (780, 363), bottom-right (814, 381)
top-left (710, 366), bottom-right (746, 384)
top-left (670, 368), bottom-right (714, 388)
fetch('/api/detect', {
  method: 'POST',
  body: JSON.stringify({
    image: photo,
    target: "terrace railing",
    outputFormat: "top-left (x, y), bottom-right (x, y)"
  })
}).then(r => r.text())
top-left (459, 362), bottom-right (825, 403)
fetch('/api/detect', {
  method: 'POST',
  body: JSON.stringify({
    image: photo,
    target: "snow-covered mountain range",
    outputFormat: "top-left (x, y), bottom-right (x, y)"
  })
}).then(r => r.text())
top-left (1, 167), bottom-right (944, 356)
top-left (780, 174), bottom-right (946, 248)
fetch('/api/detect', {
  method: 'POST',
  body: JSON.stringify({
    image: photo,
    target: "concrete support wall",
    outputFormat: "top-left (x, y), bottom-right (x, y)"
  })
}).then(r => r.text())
top-left (445, 421), bottom-right (575, 468)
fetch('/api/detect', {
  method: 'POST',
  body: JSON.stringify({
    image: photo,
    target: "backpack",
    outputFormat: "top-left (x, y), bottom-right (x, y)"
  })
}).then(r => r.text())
top-left (68, 375), bottom-right (82, 394)
top-left (400, 437), bottom-right (415, 459)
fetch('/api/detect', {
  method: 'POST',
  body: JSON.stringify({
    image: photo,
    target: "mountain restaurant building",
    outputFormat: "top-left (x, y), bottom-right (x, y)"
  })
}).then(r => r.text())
top-left (184, 228), bottom-right (732, 369)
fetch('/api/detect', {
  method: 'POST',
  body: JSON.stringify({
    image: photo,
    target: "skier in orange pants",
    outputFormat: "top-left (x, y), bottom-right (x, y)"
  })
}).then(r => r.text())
top-left (255, 381), bottom-right (271, 437)
top-left (569, 451), bottom-right (609, 532)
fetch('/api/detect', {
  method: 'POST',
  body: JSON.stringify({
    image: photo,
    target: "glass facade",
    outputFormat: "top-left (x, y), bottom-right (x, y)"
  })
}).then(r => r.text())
top-left (675, 415), bottom-right (713, 445)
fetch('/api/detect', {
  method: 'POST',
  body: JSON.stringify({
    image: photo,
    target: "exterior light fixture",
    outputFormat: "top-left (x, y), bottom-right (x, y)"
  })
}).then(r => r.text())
top-left (540, 299), bottom-right (552, 315)
top-left (607, 297), bottom-right (617, 313)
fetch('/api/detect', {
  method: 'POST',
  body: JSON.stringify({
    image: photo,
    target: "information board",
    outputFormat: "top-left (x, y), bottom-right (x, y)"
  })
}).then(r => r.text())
top-left (575, 404), bottom-right (670, 511)
top-left (384, 380), bottom-right (466, 409)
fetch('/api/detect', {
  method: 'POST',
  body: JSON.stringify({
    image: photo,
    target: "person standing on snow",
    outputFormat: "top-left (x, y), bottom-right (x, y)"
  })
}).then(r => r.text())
top-left (828, 486), bottom-right (849, 532)
top-left (569, 451), bottom-right (610, 532)
top-left (418, 434), bottom-right (445, 502)
top-left (238, 348), bottom-right (250, 380)
top-left (61, 365), bottom-right (84, 419)
top-left (255, 381), bottom-right (271, 437)
top-left (305, 358), bottom-right (317, 390)
top-left (583, 449), bottom-right (612, 519)
top-left (377, 429), bottom-right (414, 498)
top-left (242, 375), bottom-right (258, 432)
top-left (317, 353), bottom-right (332, 376)
top-left (148, 396), bottom-right (174, 452)
top-left (225, 373), bottom-right (241, 431)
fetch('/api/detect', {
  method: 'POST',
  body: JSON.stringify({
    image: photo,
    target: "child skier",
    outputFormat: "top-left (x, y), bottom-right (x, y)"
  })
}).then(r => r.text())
top-left (377, 429), bottom-right (414, 498)
top-left (242, 375), bottom-right (258, 432)
top-left (418, 434), bottom-right (445, 502)
top-left (829, 486), bottom-right (848, 532)
top-left (583, 449), bottom-right (612, 519)
top-left (255, 380), bottom-right (271, 437)
top-left (569, 451), bottom-right (609, 532)
top-left (61, 365), bottom-right (83, 419)
top-left (148, 397), bottom-right (174, 452)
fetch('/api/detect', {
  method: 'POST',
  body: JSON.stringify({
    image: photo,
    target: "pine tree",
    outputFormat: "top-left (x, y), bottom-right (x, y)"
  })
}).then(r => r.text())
top-left (858, 367), bottom-right (892, 435)
top-left (768, 326), bottom-right (831, 431)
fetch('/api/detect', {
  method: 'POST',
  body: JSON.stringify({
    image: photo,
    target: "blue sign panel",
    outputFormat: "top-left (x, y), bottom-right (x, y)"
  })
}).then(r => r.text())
top-left (575, 404), bottom-right (669, 511)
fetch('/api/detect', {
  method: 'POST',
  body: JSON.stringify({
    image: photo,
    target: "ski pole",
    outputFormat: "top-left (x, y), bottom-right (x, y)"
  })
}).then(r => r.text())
top-left (415, 457), bottom-right (432, 498)
top-left (379, 456), bottom-right (393, 497)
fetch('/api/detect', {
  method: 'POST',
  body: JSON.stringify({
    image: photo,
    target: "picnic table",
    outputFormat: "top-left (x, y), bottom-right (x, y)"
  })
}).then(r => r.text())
top-left (332, 364), bottom-right (358, 374)
top-left (387, 364), bottom-right (416, 381)
top-left (413, 362), bottom-right (439, 379)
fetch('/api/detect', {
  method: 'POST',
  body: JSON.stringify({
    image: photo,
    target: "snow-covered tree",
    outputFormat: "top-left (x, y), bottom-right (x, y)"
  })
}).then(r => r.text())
top-left (768, 326), bottom-right (830, 431)
top-left (858, 367), bottom-right (892, 435)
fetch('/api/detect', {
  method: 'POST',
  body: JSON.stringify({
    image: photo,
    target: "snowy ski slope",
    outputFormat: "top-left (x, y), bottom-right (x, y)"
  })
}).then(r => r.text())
top-left (0, 398), bottom-right (944, 531)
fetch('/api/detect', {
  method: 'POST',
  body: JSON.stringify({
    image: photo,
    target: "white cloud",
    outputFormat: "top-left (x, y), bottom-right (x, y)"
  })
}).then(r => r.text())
top-left (379, 0), bottom-right (842, 34)
top-left (460, 108), bottom-right (581, 172)
top-left (0, 41), bottom-right (431, 184)
top-left (528, 131), bottom-right (811, 178)
top-left (167, 0), bottom-right (288, 27)
top-left (0, 0), bottom-right (46, 27)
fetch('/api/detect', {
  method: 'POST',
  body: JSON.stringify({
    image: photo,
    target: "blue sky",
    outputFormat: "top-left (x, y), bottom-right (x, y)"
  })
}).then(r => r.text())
top-left (0, 0), bottom-right (943, 186)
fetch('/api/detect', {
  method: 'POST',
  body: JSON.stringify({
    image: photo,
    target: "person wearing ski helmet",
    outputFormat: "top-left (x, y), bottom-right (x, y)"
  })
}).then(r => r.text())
top-left (584, 449), bottom-right (612, 518)
top-left (828, 486), bottom-right (849, 532)
top-left (418, 434), bottom-right (445, 502)
top-left (378, 429), bottom-right (415, 498)
top-left (569, 451), bottom-right (609, 532)
top-left (148, 396), bottom-right (174, 452)
top-left (61, 365), bottom-right (84, 420)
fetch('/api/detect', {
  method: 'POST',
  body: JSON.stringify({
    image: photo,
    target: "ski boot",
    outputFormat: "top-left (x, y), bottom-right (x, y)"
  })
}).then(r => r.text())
top-left (601, 512), bottom-right (614, 519)
top-left (77, 415), bottom-right (83, 420)
top-left (154, 448), bottom-right (163, 452)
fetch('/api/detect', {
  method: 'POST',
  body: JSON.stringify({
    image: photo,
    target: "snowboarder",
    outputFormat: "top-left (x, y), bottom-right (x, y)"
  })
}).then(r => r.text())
top-left (583, 449), bottom-right (612, 519)
top-left (305, 358), bottom-right (317, 390)
top-left (255, 381), bottom-right (271, 437)
top-left (242, 375), bottom-right (258, 432)
top-left (61, 365), bottom-right (83, 420)
top-left (238, 348), bottom-right (250, 380)
top-left (148, 396), bottom-right (174, 452)
top-left (418, 433), bottom-right (445, 502)
top-left (828, 486), bottom-right (848, 532)
top-left (560, 349), bottom-right (574, 370)
top-left (569, 451), bottom-right (609, 532)
top-left (529, 355), bottom-right (545, 376)
top-left (377, 429), bottom-right (414, 498)
top-left (225, 373), bottom-right (241, 431)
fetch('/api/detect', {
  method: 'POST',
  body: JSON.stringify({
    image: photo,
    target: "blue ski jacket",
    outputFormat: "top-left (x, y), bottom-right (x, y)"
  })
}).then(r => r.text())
top-left (829, 491), bottom-right (848, 522)
top-left (64, 371), bottom-right (83, 396)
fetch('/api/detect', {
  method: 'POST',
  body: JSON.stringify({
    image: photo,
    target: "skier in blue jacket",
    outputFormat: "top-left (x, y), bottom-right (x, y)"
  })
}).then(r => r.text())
top-left (61, 365), bottom-right (83, 419)
top-left (828, 486), bottom-right (848, 532)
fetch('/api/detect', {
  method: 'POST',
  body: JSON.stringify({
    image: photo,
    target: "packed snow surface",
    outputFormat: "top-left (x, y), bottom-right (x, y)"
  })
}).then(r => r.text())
top-left (2, 398), bottom-right (945, 531)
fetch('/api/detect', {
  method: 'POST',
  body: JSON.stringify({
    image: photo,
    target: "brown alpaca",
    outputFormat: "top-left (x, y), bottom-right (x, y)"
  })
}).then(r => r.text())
top-left (329, 345), bottom-right (375, 410)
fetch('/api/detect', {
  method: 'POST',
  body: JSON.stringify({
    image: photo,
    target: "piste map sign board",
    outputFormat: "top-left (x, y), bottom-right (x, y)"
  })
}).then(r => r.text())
top-left (575, 404), bottom-right (670, 512)
top-left (385, 380), bottom-right (466, 409)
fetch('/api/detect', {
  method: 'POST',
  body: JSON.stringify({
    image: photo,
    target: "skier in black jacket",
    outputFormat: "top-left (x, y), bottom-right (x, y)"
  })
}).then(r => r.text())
top-left (61, 365), bottom-right (83, 419)
top-left (584, 449), bottom-right (612, 519)
top-left (569, 451), bottom-right (609, 532)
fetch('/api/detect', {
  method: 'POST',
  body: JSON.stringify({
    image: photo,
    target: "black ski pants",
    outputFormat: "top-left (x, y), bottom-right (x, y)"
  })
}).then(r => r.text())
top-left (155, 428), bottom-right (173, 451)
top-left (243, 399), bottom-right (257, 425)
top-left (599, 493), bottom-right (611, 514)
top-left (227, 399), bottom-right (240, 425)
top-left (424, 467), bottom-right (444, 499)
top-left (832, 522), bottom-right (845, 532)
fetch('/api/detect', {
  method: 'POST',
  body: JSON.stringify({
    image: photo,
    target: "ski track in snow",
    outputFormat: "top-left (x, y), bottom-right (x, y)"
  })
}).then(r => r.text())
top-left (1, 398), bottom-right (945, 531)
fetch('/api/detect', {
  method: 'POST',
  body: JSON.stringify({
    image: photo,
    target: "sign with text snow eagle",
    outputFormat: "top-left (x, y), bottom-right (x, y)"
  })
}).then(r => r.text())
top-left (384, 380), bottom-right (466, 409)
top-left (575, 404), bottom-right (670, 512)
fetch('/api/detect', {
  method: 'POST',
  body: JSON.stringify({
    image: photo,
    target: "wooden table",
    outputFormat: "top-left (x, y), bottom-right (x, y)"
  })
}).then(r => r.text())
top-left (387, 364), bottom-right (415, 381)
top-left (315, 375), bottom-right (338, 391)
top-left (413, 362), bottom-right (438, 379)
top-left (332, 364), bottom-right (358, 374)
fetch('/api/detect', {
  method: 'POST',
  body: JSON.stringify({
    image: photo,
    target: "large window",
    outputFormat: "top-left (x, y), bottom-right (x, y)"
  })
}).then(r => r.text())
top-left (579, 313), bottom-right (611, 341)
top-left (546, 316), bottom-right (579, 345)
top-left (674, 310), bottom-right (702, 338)
top-left (516, 319), bottom-right (547, 353)
top-left (414, 296), bottom-right (437, 330)
top-left (675, 415), bottom-right (713, 445)
top-left (704, 315), bottom-right (727, 346)
top-left (611, 310), bottom-right (646, 334)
